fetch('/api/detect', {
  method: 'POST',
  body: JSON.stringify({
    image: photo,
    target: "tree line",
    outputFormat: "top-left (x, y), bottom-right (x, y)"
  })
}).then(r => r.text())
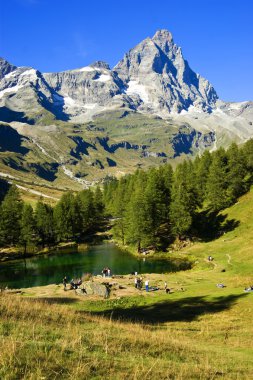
top-left (0, 186), bottom-right (104, 254)
top-left (1, 140), bottom-right (253, 254)
top-left (104, 140), bottom-right (253, 251)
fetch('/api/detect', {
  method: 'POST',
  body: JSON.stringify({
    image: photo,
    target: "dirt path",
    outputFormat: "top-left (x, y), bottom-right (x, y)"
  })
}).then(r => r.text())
top-left (226, 253), bottom-right (232, 265)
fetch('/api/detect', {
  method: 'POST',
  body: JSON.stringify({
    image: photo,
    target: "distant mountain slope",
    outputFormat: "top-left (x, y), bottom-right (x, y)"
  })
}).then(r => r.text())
top-left (0, 30), bottom-right (252, 188)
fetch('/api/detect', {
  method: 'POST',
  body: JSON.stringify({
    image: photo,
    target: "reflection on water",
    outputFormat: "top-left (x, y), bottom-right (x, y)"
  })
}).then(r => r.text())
top-left (0, 243), bottom-right (186, 289)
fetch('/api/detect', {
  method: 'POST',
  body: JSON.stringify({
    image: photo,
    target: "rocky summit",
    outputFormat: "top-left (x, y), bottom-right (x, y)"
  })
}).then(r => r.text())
top-left (0, 30), bottom-right (252, 190)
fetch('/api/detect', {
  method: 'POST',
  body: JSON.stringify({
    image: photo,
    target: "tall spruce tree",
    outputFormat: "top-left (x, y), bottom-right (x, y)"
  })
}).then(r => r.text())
top-left (0, 186), bottom-right (23, 246)
top-left (54, 192), bottom-right (80, 241)
top-left (226, 143), bottom-right (247, 203)
top-left (19, 204), bottom-right (37, 254)
top-left (170, 161), bottom-right (198, 238)
top-left (35, 200), bottom-right (55, 247)
top-left (205, 148), bottom-right (229, 211)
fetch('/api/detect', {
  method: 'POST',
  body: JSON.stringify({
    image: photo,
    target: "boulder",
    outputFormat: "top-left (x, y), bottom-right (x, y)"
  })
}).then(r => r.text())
top-left (82, 281), bottom-right (110, 298)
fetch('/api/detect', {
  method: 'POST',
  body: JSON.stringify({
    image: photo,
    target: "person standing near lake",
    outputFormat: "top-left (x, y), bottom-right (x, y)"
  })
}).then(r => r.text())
top-left (145, 279), bottom-right (149, 292)
top-left (63, 276), bottom-right (67, 291)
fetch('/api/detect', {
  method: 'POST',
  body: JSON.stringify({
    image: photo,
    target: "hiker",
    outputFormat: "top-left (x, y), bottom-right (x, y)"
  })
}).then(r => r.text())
top-left (134, 277), bottom-right (138, 289)
top-left (107, 268), bottom-right (111, 277)
top-left (145, 279), bottom-right (149, 292)
top-left (70, 279), bottom-right (76, 289)
top-left (208, 256), bottom-right (213, 261)
top-left (63, 276), bottom-right (67, 290)
top-left (164, 281), bottom-right (170, 293)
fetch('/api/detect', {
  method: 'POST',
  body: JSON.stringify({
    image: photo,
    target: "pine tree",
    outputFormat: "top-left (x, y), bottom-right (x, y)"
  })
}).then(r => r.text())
top-left (226, 142), bottom-right (247, 203)
top-left (170, 161), bottom-right (198, 238)
top-left (19, 204), bottom-right (37, 254)
top-left (54, 192), bottom-right (80, 241)
top-left (194, 150), bottom-right (212, 202)
top-left (205, 148), bottom-right (229, 211)
top-left (76, 189), bottom-right (96, 237)
top-left (93, 186), bottom-right (105, 223)
top-left (0, 186), bottom-right (23, 246)
top-left (35, 200), bottom-right (55, 247)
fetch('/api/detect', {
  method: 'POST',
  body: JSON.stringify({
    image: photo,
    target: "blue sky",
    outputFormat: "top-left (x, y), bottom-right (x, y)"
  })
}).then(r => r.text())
top-left (0, 0), bottom-right (252, 101)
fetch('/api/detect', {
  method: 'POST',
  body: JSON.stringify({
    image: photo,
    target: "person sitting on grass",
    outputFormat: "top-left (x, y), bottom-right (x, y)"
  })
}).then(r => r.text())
top-left (217, 283), bottom-right (226, 288)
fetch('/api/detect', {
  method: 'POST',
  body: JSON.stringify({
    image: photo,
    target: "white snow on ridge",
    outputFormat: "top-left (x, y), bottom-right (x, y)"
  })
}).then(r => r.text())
top-left (20, 68), bottom-right (37, 78)
top-left (84, 103), bottom-right (98, 109)
top-left (4, 70), bottom-right (18, 79)
top-left (94, 74), bottom-right (111, 82)
top-left (227, 102), bottom-right (247, 110)
top-left (78, 66), bottom-right (95, 72)
top-left (0, 84), bottom-right (23, 97)
top-left (126, 80), bottom-right (150, 103)
top-left (64, 96), bottom-right (75, 107)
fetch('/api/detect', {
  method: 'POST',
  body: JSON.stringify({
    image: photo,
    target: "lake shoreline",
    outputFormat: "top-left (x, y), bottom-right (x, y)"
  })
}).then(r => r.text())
top-left (0, 241), bottom-right (80, 263)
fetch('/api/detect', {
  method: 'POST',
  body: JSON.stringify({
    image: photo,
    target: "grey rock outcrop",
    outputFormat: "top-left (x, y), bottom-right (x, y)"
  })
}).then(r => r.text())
top-left (77, 281), bottom-right (110, 298)
top-left (0, 58), bottom-right (17, 80)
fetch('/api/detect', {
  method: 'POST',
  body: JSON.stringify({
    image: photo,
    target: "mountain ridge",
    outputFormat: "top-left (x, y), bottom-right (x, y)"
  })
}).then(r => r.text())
top-left (0, 30), bottom-right (252, 191)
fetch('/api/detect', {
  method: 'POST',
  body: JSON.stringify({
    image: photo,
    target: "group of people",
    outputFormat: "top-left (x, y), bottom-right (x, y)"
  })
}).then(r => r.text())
top-left (101, 267), bottom-right (111, 277)
top-left (134, 277), bottom-right (143, 290)
top-left (63, 276), bottom-right (82, 290)
top-left (244, 285), bottom-right (253, 292)
top-left (134, 278), bottom-right (170, 293)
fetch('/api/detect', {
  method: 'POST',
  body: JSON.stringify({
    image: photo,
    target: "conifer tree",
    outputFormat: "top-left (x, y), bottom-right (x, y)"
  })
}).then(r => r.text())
top-left (205, 148), bottom-right (229, 211)
top-left (54, 192), bottom-right (79, 241)
top-left (194, 150), bottom-right (212, 202)
top-left (77, 189), bottom-right (96, 236)
top-left (19, 204), bottom-right (37, 254)
top-left (170, 161), bottom-right (198, 238)
top-left (0, 186), bottom-right (23, 245)
top-left (226, 142), bottom-right (247, 203)
top-left (35, 200), bottom-right (55, 247)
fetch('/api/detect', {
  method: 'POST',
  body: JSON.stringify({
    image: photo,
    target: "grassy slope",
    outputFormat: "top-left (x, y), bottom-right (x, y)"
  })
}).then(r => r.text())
top-left (0, 189), bottom-right (253, 379)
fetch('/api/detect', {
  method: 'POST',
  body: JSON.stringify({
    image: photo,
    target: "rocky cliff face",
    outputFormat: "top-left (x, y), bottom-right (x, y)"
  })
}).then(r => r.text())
top-left (115, 30), bottom-right (218, 115)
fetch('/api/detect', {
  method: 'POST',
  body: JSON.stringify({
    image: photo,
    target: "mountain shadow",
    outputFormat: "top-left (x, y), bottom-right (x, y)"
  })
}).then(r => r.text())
top-left (69, 136), bottom-right (97, 159)
top-left (0, 107), bottom-right (32, 124)
top-left (0, 178), bottom-right (11, 202)
top-left (0, 124), bottom-right (29, 154)
top-left (28, 163), bottom-right (59, 182)
top-left (192, 209), bottom-right (240, 242)
top-left (88, 294), bottom-right (247, 324)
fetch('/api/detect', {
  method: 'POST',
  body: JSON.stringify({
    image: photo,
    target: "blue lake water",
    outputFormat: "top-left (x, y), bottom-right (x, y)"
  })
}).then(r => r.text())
top-left (0, 243), bottom-right (188, 289)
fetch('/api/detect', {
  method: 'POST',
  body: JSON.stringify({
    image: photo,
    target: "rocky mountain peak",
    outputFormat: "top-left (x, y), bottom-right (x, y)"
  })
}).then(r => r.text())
top-left (0, 57), bottom-right (17, 80)
top-left (152, 29), bottom-right (174, 44)
top-left (90, 61), bottom-right (110, 70)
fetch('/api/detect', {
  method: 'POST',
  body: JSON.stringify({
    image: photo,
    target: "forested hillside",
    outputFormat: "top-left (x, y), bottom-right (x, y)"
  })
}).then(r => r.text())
top-left (104, 140), bottom-right (253, 250)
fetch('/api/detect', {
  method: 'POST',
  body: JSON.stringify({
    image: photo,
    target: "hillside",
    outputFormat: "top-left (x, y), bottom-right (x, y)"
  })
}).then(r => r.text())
top-left (1, 187), bottom-right (253, 379)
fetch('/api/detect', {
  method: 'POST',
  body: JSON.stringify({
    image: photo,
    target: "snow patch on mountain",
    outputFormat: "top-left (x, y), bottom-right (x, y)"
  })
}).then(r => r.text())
top-left (94, 74), bottom-right (111, 82)
top-left (126, 80), bottom-right (150, 103)
top-left (0, 84), bottom-right (24, 97)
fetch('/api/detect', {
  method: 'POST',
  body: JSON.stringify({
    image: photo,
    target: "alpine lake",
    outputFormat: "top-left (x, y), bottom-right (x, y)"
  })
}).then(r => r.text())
top-left (0, 242), bottom-right (191, 289)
